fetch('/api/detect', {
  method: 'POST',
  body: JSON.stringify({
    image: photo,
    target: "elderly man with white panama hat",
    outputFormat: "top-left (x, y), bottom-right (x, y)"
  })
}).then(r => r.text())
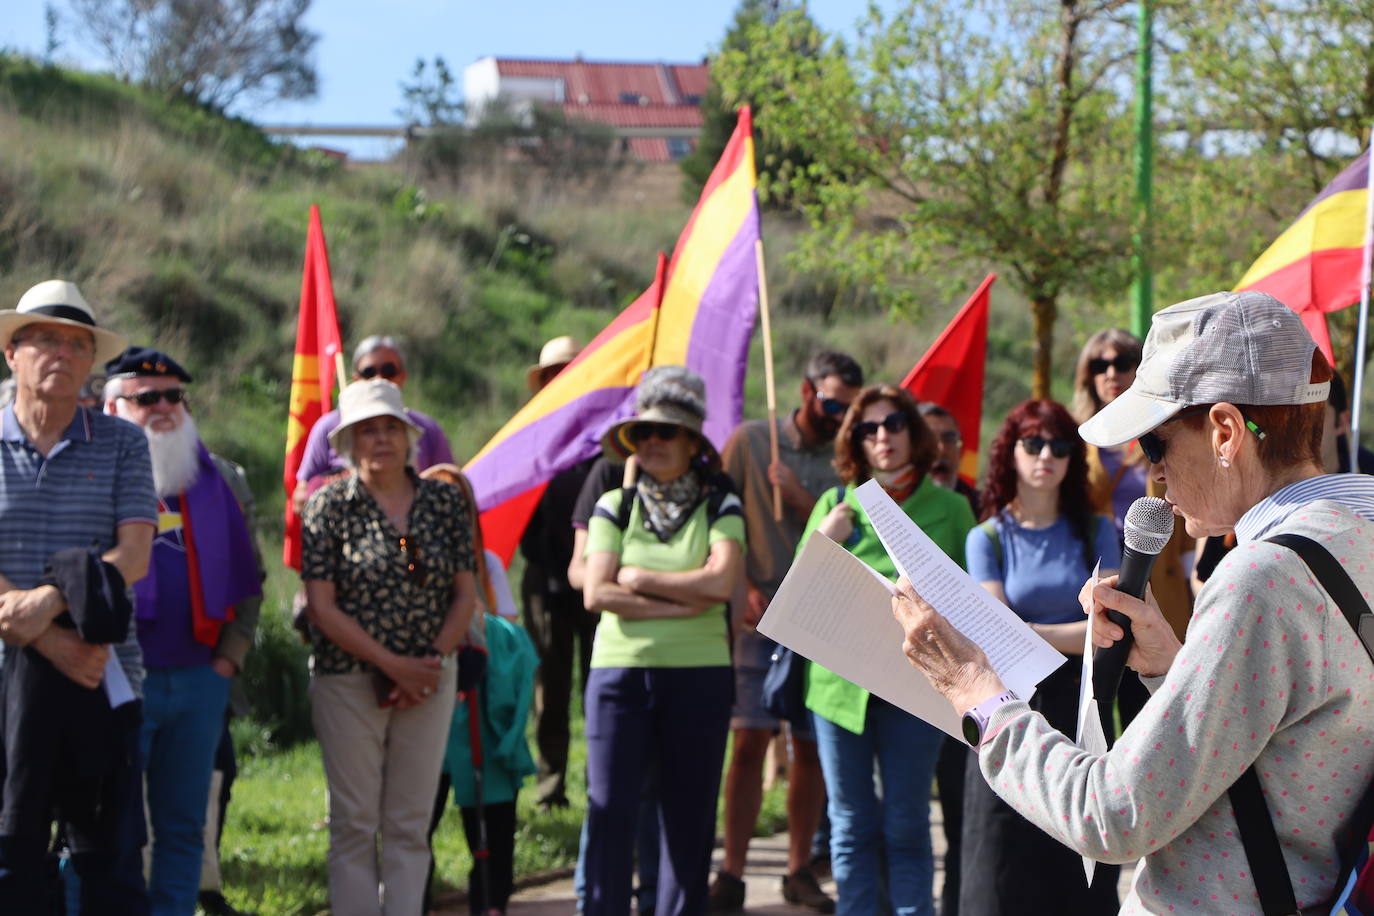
top-left (0, 280), bottom-right (157, 914)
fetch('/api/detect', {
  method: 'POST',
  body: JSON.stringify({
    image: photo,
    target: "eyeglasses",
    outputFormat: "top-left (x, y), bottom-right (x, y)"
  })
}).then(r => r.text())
top-left (13, 332), bottom-right (95, 357)
top-left (358, 362), bottom-right (400, 380)
top-left (629, 422), bottom-right (682, 444)
top-left (398, 535), bottom-right (429, 587)
top-left (853, 412), bottom-right (909, 440)
top-left (1137, 405), bottom-right (1267, 464)
top-left (117, 388), bottom-right (186, 407)
top-left (1088, 354), bottom-right (1138, 376)
top-left (1019, 436), bottom-right (1074, 459)
top-left (935, 429), bottom-right (961, 445)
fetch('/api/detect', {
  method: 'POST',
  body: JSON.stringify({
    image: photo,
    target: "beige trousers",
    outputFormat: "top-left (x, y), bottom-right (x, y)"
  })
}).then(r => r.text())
top-left (311, 663), bottom-right (457, 916)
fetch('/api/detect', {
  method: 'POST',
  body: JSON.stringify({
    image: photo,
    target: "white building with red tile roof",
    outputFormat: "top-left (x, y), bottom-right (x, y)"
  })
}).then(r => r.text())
top-left (464, 56), bottom-right (708, 162)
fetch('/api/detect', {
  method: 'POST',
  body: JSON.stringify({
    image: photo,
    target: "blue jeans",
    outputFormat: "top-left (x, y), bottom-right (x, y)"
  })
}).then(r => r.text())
top-left (812, 699), bottom-right (943, 916)
top-left (140, 666), bottom-right (230, 916)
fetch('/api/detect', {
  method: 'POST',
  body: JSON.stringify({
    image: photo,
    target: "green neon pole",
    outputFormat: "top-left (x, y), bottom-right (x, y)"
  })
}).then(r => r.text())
top-left (1130, 0), bottom-right (1154, 337)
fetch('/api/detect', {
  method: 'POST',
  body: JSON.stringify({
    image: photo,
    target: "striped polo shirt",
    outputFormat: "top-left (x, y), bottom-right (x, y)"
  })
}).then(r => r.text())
top-left (0, 404), bottom-right (157, 673)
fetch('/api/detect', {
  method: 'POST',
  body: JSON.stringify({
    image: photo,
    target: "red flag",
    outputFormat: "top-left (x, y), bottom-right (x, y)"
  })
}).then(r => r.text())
top-left (282, 205), bottom-right (344, 569)
top-left (900, 274), bottom-right (995, 486)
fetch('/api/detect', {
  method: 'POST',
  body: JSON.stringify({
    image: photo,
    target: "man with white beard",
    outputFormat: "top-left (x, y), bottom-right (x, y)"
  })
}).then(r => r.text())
top-left (103, 347), bottom-right (261, 916)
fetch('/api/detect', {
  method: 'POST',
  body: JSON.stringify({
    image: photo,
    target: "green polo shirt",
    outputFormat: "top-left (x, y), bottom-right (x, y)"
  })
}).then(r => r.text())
top-left (799, 476), bottom-right (976, 734)
top-left (585, 487), bottom-right (746, 669)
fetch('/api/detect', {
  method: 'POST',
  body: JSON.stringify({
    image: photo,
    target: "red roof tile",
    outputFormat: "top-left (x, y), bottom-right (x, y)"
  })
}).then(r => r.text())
top-left (560, 103), bottom-right (703, 129)
top-left (493, 57), bottom-right (708, 106)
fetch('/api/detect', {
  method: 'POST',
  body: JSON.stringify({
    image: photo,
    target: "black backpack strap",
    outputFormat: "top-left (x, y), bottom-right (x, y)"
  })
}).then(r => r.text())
top-left (615, 485), bottom-right (634, 532)
top-left (1227, 768), bottom-right (1300, 916)
top-left (1221, 532), bottom-right (1374, 916)
top-left (1267, 533), bottom-right (1374, 663)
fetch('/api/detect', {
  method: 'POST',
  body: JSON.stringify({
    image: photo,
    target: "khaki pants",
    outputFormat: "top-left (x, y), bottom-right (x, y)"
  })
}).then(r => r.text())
top-left (311, 663), bottom-right (457, 916)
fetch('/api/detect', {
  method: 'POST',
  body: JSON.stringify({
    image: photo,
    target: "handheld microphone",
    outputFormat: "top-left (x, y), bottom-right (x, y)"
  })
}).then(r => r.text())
top-left (1091, 496), bottom-right (1174, 720)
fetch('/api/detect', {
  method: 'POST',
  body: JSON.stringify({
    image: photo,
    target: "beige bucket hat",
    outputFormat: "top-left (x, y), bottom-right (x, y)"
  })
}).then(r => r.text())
top-left (526, 336), bottom-right (581, 392)
top-left (328, 379), bottom-right (424, 455)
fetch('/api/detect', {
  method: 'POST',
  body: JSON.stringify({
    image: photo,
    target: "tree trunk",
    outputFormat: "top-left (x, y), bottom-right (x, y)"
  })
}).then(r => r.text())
top-left (1031, 294), bottom-right (1057, 400)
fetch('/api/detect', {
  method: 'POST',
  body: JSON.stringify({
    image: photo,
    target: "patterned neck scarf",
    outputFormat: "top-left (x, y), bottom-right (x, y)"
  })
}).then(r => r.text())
top-left (870, 464), bottom-right (918, 503)
top-left (636, 469), bottom-right (704, 542)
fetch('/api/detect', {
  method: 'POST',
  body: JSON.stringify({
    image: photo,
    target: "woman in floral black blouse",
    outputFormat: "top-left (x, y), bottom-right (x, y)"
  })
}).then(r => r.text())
top-left (302, 379), bottom-right (476, 916)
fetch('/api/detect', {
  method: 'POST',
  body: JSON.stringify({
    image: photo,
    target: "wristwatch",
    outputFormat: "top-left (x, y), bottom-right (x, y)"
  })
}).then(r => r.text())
top-left (961, 690), bottom-right (1018, 748)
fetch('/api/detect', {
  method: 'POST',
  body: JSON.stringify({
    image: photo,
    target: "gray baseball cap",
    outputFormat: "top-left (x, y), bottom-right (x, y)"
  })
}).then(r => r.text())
top-left (1079, 291), bottom-right (1330, 448)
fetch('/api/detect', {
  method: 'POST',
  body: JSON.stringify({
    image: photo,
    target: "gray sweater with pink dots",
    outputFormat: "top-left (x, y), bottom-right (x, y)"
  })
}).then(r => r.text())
top-left (978, 499), bottom-right (1374, 915)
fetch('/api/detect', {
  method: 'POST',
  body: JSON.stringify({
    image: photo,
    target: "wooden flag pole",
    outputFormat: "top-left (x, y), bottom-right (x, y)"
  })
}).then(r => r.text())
top-left (335, 352), bottom-right (347, 397)
top-left (755, 239), bottom-right (783, 522)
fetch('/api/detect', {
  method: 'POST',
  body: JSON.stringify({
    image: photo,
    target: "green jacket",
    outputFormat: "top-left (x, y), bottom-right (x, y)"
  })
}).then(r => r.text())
top-left (799, 476), bottom-right (976, 734)
top-left (442, 614), bottom-right (539, 806)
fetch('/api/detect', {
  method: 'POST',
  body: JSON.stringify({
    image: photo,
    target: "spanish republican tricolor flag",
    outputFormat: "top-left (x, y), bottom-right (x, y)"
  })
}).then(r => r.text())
top-left (900, 274), bottom-right (994, 487)
top-left (468, 108), bottom-right (762, 564)
top-left (1236, 148), bottom-right (1372, 362)
top-left (282, 205), bottom-right (344, 569)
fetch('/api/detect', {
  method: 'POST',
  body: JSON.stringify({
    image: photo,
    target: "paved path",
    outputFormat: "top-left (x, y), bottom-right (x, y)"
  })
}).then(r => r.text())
top-left (438, 801), bottom-right (1134, 914)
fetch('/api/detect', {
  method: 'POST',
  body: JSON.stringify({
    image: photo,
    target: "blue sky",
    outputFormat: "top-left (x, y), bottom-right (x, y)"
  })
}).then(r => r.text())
top-left (4, 1), bottom-right (867, 155)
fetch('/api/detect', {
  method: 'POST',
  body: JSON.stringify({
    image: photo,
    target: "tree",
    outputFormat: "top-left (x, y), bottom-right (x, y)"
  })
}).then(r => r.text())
top-left (717, 0), bottom-right (1145, 396)
top-left (680, 0), bottom-right (819, 208)
top-left (1165, 0), bottom-right (1374, 192)
top-left (68, 0), bottom-right (318, 108)
top-left (396, 56), bottom-right (463, 127)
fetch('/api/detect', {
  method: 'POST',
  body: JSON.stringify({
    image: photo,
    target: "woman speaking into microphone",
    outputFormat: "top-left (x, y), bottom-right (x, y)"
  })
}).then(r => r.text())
top-left (891, 291), bottom-right (1374, 914)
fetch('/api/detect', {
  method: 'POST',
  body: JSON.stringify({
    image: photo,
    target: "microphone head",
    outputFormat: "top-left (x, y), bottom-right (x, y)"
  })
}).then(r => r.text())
top-left (1123, 496), bottom-right (1174, 556)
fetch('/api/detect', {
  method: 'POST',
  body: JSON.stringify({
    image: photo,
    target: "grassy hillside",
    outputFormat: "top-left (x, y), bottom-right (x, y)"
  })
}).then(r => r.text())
top-left (0, 54), bottom-right (1128, 742)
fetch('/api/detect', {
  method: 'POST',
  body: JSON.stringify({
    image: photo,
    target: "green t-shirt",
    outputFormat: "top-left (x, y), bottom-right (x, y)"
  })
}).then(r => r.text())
top-left (799, 476), bottom-right (976, 734)
top-left (585, 486), bottom-right (746, 669)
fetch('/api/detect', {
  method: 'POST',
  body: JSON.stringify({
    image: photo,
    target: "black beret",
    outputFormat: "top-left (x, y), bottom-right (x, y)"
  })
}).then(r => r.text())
top-left (104, 346), bottom-right (193, 383)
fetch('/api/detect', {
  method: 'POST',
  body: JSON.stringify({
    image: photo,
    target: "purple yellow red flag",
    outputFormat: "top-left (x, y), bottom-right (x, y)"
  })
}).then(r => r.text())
top-left (468, 108), bottom-right (762, 564)
top-left (900, 274), bottom-right (995, 487)
top-left (282, 205), bottom-right (344, 569)
top-left (1236, 148), bottom-right (1371, 362)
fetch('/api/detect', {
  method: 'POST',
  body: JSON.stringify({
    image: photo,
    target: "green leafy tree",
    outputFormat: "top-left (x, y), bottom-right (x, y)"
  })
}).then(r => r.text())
top-left (717, 0), bottom-right (1146, 395)
top-left (680, 0), bottom-right (819, 208)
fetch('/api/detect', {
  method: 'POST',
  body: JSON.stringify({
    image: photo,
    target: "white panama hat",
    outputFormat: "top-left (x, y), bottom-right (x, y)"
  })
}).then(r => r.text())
top-left (0, 280), bottom-right (128, 365)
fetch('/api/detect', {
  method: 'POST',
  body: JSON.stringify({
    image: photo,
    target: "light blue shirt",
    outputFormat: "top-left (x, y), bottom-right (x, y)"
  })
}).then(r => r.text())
top-left (1234, 473), bottom-right (1374, 544)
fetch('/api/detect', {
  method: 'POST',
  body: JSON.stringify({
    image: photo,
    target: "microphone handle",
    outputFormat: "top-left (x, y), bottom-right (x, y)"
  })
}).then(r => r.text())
top-left (1091, 545), bottom-right (1156, 725)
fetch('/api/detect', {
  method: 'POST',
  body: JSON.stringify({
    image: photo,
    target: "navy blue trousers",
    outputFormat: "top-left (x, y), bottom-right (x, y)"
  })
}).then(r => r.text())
top-left (583, 666), bottom-right (731, 916)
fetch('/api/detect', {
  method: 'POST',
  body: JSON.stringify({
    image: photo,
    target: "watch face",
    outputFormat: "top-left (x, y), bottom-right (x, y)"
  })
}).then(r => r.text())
top-left (961, 712), bottom-right (981, 747)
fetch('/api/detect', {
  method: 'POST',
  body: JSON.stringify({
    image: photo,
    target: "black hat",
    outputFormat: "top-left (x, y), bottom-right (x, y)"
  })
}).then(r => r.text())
top-left (104, 346), bottom-right (193, 383)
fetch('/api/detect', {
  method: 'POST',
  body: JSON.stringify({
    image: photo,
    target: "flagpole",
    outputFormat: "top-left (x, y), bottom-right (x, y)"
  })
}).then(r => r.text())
top-left (755, 239), bottom-right (783, 522)
top-left (1350, 127), bottom-right (1374, 472)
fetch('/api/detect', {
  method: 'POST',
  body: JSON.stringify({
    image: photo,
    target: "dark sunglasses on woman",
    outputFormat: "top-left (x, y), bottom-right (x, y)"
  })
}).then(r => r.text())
top-left (1088, 354), bottom-right (1138, 376)
top-left (1136, 405), bottom-right (1260, 464)
top-left (358, 362), bottom-right (400, 380)
top-left (1018, 436), bottom-right (1074, 458)
top-left (853, 412), bottom-right (909, 440)
top-left (117, 388), bottom-right (186, 407)
top-left (629, 422), bottom-right (683, 444)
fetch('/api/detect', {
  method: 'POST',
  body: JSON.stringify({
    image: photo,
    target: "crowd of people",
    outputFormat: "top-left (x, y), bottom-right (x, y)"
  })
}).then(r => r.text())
top-left (0, 279), bottom-right (1371, 916)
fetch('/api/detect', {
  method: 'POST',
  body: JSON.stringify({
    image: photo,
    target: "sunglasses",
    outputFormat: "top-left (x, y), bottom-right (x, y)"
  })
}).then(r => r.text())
top-left (1019, 436), bottom-right (1074, 459)
top-left (117, 388), bottom-right (186, 407)
top-left (398, 535), bottom-right (429, 587)
top-left (1136, 406), bottom-right (1267, 464)
top-left (853, 411), bottom-right (909, 440)
top-left (629, 422), bottom-right (683, 444)
top-left (1088, 354), bottom-right (1138, 376)
top-left (358, 362), bottom-right (400, 380)
top-left (816, 393), bottom-right (851, 417)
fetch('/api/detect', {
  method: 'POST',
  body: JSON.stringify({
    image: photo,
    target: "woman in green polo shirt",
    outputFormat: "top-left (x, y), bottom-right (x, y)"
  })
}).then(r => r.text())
top-left (581, 367), bottom-right (746, 916)
top-left (799, 384), bottom-right (976, 916)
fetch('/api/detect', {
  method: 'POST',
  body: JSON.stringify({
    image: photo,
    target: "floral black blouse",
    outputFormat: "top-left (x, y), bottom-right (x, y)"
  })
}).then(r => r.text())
top-left (301, 471), bottom-right (476, 675)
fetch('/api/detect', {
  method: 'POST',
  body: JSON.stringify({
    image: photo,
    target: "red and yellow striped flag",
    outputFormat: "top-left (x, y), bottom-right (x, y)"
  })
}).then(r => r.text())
top-left (282, 205), bottom-right (343, 569)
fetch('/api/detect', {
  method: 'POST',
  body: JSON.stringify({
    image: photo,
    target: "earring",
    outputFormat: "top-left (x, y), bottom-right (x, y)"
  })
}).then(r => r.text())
top-left (1217, 455), bottom-right (1230, 469)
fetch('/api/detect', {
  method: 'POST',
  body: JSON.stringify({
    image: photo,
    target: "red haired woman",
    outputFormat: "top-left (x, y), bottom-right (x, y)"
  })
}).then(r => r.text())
top-left (958, 399), bottom-right (1120, 915)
